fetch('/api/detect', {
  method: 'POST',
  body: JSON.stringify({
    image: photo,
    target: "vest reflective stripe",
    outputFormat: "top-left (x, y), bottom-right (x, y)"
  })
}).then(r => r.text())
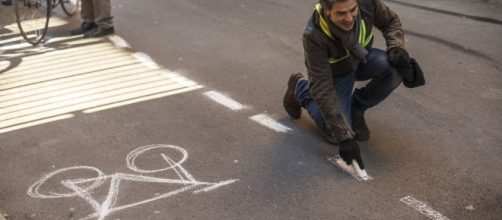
top-left (360, 19), bottom-right (374, 47)
top-left (315, 4), bottom-right (333, 39)
top-left (360, 15), bottom-right (366, 44)
top-left (328, 53), bottom-right (350, 64)
top-left (314, 3), bottom-right (374, 64)
top-left (363, 33), bottom-right (373, 47)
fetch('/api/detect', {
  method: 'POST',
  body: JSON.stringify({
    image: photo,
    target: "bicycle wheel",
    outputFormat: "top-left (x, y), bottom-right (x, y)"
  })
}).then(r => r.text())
top-left (60, 0), bottom-right (79, 17)
top-left (14, 0), bottom-right (51, 45)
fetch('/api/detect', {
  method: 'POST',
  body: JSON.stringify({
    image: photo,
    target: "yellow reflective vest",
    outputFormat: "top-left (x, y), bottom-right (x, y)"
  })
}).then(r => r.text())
top-left (314, 3), bottom-right (374, 64)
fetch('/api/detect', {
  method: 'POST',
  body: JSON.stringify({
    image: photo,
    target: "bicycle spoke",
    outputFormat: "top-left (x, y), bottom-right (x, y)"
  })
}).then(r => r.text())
top-left (60, 0), bottom-right (79, 17)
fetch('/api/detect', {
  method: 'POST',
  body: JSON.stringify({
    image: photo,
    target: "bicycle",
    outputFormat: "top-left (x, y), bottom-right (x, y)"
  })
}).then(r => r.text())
top-left (14, 0), bottom-right (79, 45)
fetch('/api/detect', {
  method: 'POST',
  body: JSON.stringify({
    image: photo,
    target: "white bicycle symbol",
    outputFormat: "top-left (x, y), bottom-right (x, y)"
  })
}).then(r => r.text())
top-left (27, 144), bottom-right (238, 220)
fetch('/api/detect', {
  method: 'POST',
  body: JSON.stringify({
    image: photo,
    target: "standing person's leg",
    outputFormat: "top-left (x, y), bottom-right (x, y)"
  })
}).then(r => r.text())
top-left (70, 0), bottom-right (96, 35)
top-left (93, 0), bottom-right (113, 29)
top-left (81, 0), bottom-right (95, 25)
top-left (350, 48), bottom-right (403, 140)
top-left (84, 0), bottom-right (114, 37)
top-left (295, 73), bottom-right (355, 144)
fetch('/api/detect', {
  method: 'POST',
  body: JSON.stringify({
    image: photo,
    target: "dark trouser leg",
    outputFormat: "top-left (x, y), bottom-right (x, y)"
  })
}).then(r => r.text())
top-left (352, 48), bottom-right (403, 117)
top-left (80, 0), bottom-right (95, 23)
top-left (295, 73), bottom-right (355, 142)
top-left (92, 0), bottom-right (113, 29)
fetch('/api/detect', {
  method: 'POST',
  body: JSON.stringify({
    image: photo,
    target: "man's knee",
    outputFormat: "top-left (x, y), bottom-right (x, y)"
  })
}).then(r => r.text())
top-left (373, 51), bottom-right (392, 75)
top-left (388, 67), bottom-right (403, 88)
top-left (373, 52), bottom-right (401, 84)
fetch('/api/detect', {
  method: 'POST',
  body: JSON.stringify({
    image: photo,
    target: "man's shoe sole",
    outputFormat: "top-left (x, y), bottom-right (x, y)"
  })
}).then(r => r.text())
top-left (84, 28), bottom-right (115, 38)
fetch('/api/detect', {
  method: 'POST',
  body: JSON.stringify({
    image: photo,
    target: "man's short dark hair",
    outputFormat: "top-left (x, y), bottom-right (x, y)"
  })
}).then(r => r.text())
top-left (320, 0), bottom-right (351, 10)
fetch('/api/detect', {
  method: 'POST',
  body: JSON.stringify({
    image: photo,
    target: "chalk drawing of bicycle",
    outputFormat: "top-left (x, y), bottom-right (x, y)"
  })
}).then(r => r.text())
top-left (27, 144), bottom-right (239, 220)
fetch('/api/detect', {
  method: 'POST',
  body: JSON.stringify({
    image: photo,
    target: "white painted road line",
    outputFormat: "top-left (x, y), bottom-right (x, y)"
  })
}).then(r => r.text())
top-left (109, 35), bottom-right (131, 49)
top-left (132, 52), bottom-right (160, 69)
top-left (400, 196), bottom-right (450, 220)
top-left (249, 113), bottom-right (292, 133)
top-left (164, 72), bottom-right (199, 87)
top-left (203, 91), bottom-right (245, 111)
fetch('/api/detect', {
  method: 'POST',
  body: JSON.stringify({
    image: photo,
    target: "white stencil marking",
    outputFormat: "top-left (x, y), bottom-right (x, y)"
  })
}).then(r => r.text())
top-left (400, 196), bottom-right (449, 220)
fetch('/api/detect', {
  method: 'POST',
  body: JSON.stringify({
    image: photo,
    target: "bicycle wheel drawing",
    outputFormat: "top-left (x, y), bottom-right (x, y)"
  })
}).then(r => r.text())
top-left (27, 166), bottom-right (106, 199)
top-left (14, 0), bottom-right (51, 45)
top-left (60, 0), bottom-right (79, 16)
top-left (126, 144), bottom-right (188, 174)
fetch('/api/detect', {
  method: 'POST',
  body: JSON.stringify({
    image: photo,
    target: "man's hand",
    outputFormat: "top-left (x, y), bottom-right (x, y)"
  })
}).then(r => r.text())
top-left (387, 47), bottom-right (410, 68)
top-left (339, 139), bottom-right (365, 169)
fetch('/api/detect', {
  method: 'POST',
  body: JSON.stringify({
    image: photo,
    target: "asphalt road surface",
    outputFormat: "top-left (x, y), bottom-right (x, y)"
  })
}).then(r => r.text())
top-left (1, 0), bottom-right (501, 219)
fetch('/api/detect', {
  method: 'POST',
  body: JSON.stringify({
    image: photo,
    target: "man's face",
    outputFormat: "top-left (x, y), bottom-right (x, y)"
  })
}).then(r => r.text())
top-left (326, 0), bottom-right (359, 31)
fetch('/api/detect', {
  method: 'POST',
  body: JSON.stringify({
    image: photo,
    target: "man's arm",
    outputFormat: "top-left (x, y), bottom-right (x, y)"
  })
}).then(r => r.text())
top-left (371, 0), bottom-right (413, 76)
top-left (372, 0), bottom-right (405, 50)
top-left (303, 34), bottom-right (355, 143)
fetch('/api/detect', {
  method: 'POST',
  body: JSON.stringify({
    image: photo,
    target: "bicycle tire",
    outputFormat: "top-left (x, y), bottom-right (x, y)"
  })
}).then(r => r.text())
top-left (14, 0), bottom-right (51, 45)
top-left (60, 0), bottom-right (79, 17)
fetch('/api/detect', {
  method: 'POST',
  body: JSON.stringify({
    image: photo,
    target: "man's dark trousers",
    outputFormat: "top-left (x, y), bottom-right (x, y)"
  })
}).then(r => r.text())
top-left (295, 48), bottom-right (402, 140)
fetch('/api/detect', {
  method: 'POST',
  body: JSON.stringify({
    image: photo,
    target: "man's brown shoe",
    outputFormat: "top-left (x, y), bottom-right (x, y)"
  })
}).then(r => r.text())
top-left (283, 73), bottom-right (304, 119)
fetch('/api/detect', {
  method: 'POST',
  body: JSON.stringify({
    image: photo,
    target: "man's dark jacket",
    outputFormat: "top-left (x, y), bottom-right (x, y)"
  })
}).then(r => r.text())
top-left (303, 0), bottom-right (405, 143)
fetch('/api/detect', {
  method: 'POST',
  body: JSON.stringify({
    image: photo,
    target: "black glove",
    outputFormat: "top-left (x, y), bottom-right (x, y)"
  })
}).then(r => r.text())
top-left (387, 47), bottom-right (410, 69)
top-left (339, 139), bottom-right (365, 169)
top-left (402, 58), bottom-right (426, 88)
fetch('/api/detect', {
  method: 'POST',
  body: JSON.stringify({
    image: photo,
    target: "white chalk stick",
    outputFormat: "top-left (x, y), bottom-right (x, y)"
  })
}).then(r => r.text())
top-left (327, 155), bottom-right (373, 181)
top-left (351, 160), bottom-right (370, 181)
